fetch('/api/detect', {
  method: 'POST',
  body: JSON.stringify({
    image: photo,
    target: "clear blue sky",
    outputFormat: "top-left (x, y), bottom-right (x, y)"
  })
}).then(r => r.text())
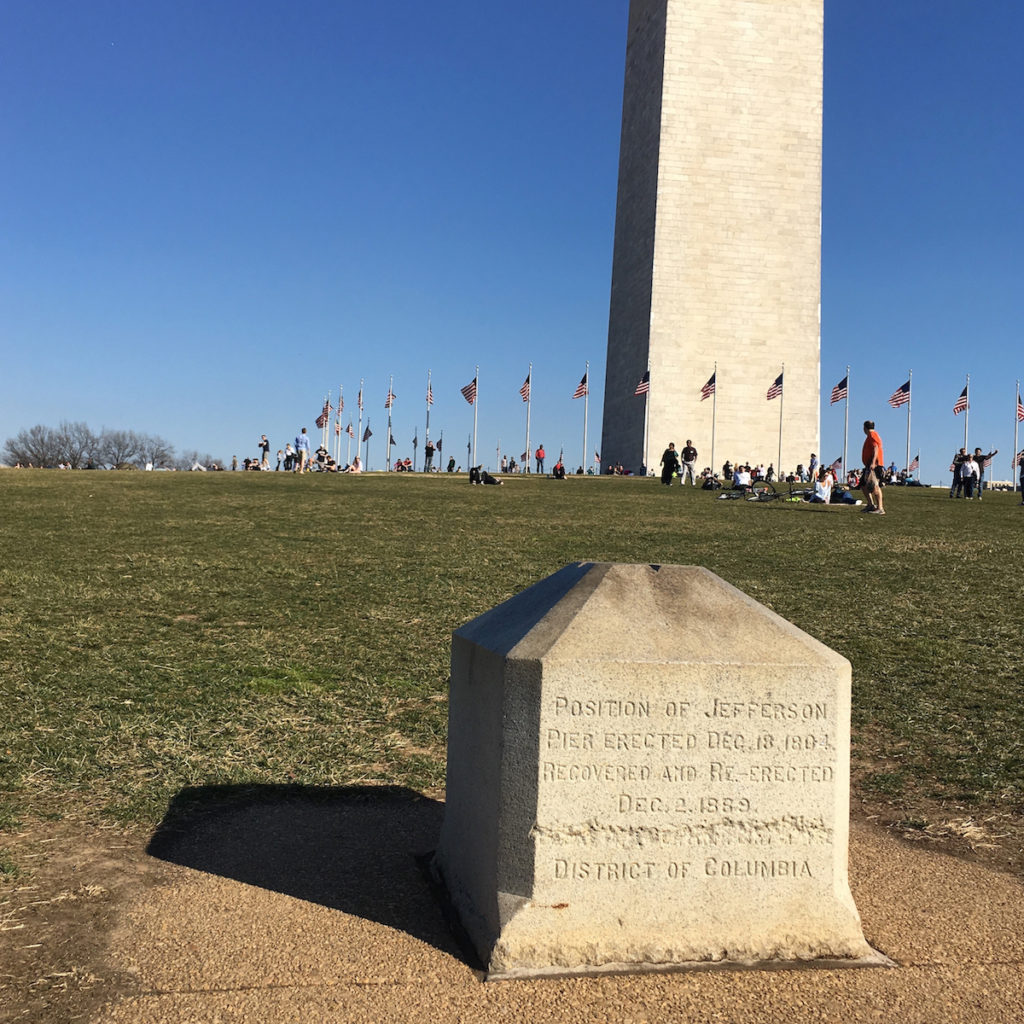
top-left (2, 1), bottom-right (1021, 480)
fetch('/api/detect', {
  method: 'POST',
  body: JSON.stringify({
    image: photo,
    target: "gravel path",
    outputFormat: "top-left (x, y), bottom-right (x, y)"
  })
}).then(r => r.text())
top-left (86, 794), bottom-right (1023, 1024)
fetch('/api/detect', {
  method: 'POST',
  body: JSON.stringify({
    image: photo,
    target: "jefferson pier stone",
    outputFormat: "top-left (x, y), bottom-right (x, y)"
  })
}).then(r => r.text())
top-left (601, 0), bottom-right (824, 473)
top-left (433, 563), bottom-right (884, 979)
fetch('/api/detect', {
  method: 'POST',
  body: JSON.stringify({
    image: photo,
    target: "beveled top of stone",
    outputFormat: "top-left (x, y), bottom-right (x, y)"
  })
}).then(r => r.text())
top-left (455, 563), bottom-right (846, 668)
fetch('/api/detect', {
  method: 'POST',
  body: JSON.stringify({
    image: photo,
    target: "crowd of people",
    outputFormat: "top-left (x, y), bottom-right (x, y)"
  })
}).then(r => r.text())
top-left (230, 425), bottom-right (1023, 507)
top-left (949, 446), bottom-right (1000, 499)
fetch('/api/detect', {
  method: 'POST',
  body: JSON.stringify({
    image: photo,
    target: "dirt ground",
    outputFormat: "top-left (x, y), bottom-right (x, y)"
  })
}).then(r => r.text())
top-left (1, 790), bottom-right (1022, 1024)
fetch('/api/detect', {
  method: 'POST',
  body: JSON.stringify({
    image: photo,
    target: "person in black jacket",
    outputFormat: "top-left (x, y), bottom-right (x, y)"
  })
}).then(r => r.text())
top-left (660, 443), bottom-right (680, 486)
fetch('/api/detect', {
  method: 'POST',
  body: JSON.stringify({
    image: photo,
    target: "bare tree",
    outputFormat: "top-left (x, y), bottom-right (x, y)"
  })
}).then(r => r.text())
top-left (136, 434), bottom-right (175, 469)
top-left (56, 420), bottom-right (99, 469)
top-left (3, 424), bottom-right (62, 467)
top-left (99, 429), bottom-right (143, 469)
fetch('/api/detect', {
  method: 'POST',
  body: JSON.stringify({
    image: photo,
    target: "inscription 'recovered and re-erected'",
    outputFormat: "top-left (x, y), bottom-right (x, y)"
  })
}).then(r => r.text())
top-left (432, 563), bottom-right (885, 979)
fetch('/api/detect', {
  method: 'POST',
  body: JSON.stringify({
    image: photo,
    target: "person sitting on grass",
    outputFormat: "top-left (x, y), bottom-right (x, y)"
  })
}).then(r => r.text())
top-left (469, 465), bottom-right (503, 485)
top-left (732, 465), bottom-right (752, 493)
top-left (808, 468), bottom-right (832, 504)
top-left (552, 460), bottom-right (567, 480)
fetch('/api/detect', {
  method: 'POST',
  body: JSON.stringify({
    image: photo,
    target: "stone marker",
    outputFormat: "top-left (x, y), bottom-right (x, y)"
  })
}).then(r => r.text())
top-left (433, 563), bottom-right (887, 979)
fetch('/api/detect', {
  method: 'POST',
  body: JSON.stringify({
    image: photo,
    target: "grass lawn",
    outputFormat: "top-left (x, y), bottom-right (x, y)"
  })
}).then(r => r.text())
top-left (1, 470), bottom-right (1022, 870)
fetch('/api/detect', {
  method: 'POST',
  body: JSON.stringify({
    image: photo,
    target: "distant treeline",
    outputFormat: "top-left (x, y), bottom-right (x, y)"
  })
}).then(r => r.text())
top-left (2, 422), bottom-right (219, 471)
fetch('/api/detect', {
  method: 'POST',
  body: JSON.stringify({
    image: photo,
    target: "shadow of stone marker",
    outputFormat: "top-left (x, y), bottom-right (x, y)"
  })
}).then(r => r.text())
top-left (432, 562), bottom-right (892, 980)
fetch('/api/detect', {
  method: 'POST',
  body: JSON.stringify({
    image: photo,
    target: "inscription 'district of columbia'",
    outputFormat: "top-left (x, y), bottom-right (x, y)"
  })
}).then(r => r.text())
top-left (433, 563), bottom-right (888, 979)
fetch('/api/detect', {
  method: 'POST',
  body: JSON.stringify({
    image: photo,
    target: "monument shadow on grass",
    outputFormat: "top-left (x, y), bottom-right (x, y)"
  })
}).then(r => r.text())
top-left (147, 784), bottom-right (470, 966)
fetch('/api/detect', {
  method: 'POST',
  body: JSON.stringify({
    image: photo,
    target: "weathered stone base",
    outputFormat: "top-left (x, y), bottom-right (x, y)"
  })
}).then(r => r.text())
top-left (435, 563), bottom-right (884, 979)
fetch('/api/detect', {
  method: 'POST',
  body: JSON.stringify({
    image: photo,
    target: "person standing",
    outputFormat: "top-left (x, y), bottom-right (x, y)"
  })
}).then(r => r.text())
top-left (660, 442), bottom-right (680, 486)
top-left (808, 452), bottom-right (819, 482)
top-left (275, 449), bottom-right (283, 471)
top-left (258, 434), bottom-right (270, 468)
top-left (680, 440), bottom-right (698, 486)
top-left (949, 448), bottom-right (967, 498)
top-left (295, 428), bottom-right (311, 473)
top-left (972, 447), bottom-right (998, 499)
top-left (424, 439), bottom-right (435, 472)
top-left (535, 444), bottom-right (546, 474)
top-left (958, 453), bottom-right (979, 499)
top-left (860, 420), bottom-right (885, 515)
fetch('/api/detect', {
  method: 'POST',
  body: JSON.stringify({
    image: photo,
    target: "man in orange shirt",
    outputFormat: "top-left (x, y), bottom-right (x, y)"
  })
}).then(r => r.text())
top-left (860, 420), bottom-right (885, 515)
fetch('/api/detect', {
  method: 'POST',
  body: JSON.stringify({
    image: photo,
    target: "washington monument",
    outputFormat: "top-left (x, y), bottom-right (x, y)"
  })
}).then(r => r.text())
top-left (600, 0), bottom-right (823, 476)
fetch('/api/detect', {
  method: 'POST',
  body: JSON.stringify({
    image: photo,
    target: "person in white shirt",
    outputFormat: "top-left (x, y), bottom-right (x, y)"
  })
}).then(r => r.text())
top-left (958, 456), bottom-right (979, 499)
top-left (809, 469), bottom-right (832, 504)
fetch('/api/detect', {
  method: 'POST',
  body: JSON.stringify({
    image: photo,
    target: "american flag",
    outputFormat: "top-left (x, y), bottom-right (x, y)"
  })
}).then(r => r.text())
top-left (953, 386), bottom-right (969, 415)
top-left (829, 456), bottom-right (843, 474)
top-left (521, 451), bottom-right (527, 461)
top-left (1017, 395), bottom-right (1024, 422)
top-left (388, 434), bottom-right (396, 446)
top-left (357, 388), bottom-right (363, 411)
top-left (634, 370), bottom-right (650, 396)
top-left (315, 399), bottom-right (330, 429)
top-left (385, 389), bottom-right (396, 409)
top-left (909, 454), bottom-right (920, 472)
top-left (334, 420), bottom-right (341, 436)
top-left (573, 372), bottom-right (588, 400)
top-left (346, 422), bottom-right (355, 438)
top-left (426, 383), bottom-right (434, 406)
top-left (412, 434), bottom-right (418, 448)
top-left (461, 377), bottom-right (478, 405)
top-left (888, 380), bottom-right (911, 409)
top-left (766, 373), bottom-right (783, 401)
top-left (520, 374), bottom-right (531, 402)
top-left (338, 394), bottom-right (344, 414)
top-left (700, 372), bottom-right (716, 402)
top-left (362, 425), bottom-right (372, 442)
top-left (830, 375), bottom-right (848, 405)
top-left (1014, 448), bottom-right (1024, 467)
top-left (980, 454), bottom-right (993, 468)
top-left (436, 438), bottom-right (442, 452)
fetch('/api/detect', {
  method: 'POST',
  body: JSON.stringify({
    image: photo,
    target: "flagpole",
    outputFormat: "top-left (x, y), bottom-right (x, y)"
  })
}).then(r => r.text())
top-left (842, 365), bottom-right (850, 481)
top-left (425, 369), bottom-right (432, 461)
top-left (336, 385), bottom-right (343, 465)
top-left (525, 363), bottom-right (532, 475)
top-left (964, 374), bottom-right (970, 450)
top-left (777, 363), bottom-right (785, 476)
top-left (643, 363), bottom-right (651, 474)
top-left (1014, 380), bottom-right (1020, 494)
top-left (356, 378), bottom-right (364, 466)
top-left (346, 425), bottom-right (352, 467)
top-left (471, 365), bottom-right (479, 467)
top-left (904, 369), bottom-right (912, 474)
top-left (582, 360), bottom-right (589, 473)
top-left (386, 375), bottom-right (394, 472)
top-left (710, 361), bottom-right (717, 483)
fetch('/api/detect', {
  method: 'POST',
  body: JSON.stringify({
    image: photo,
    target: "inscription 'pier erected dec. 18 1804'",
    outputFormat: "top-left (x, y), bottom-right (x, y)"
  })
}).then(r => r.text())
top-left (433, 563), bottom-right (887, 979)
